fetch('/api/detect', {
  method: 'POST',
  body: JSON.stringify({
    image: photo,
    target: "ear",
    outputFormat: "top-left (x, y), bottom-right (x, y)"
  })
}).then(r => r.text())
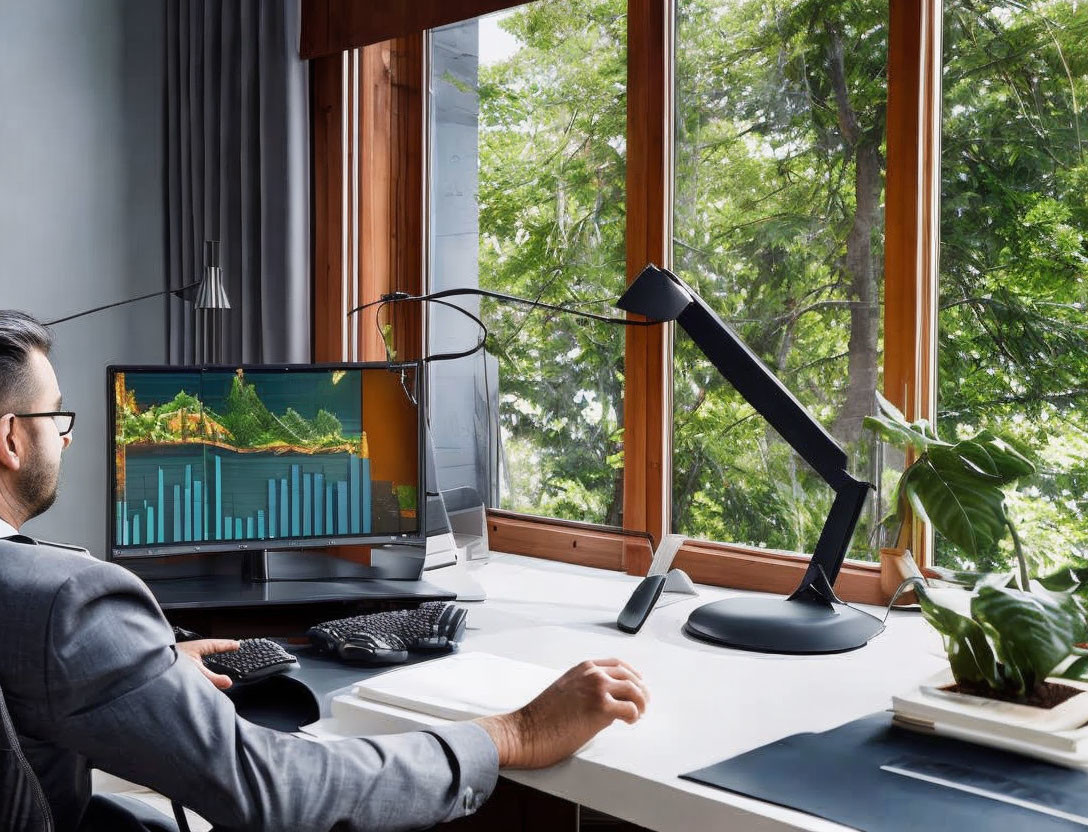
top-left (0, 414), bottom-right (22, 473)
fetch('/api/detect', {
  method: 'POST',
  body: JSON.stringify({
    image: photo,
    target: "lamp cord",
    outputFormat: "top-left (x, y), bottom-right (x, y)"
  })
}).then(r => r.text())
top-left (46, 280), bottom-right (201, 327)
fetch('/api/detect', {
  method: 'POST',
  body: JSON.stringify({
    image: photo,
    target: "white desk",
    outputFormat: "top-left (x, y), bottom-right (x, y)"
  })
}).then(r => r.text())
top-left (315, 554), bottom-right (948, 832)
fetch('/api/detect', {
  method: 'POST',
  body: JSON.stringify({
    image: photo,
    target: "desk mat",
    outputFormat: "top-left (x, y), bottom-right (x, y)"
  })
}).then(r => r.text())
top-left (682, 712), bottom-right (1088, 831)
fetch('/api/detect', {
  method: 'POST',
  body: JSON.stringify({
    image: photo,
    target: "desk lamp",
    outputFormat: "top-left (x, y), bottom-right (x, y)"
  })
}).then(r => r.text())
top-left (47, 240), bottom-right (231, 325)
top-left (617, 264), bottom-right (883, 654)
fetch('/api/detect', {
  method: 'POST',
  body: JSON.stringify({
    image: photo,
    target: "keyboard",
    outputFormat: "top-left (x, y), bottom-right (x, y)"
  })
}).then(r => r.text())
top-left (307, 602), bottom-right (468, 662)
top-left (203, 638), bottom-right (298, 684)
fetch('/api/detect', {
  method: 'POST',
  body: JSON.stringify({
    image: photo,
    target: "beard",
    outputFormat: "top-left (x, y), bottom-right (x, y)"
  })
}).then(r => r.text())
top-left (17, 444), bottom-right (60, 522)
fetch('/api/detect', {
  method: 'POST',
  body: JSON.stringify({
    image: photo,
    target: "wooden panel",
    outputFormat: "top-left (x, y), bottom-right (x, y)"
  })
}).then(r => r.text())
top-left (312, 54), bottom-right (345, 363)
top-left (488, 514), bottom-right (642, 572)
top-left (883, 0), bottom-right (941, 565)
top-left (302, 0), bottom-right (536, 59)
top-left (356, 36), bottom-right (425, 363)
top-left (622, 0), bottom-right (672, 577)
top-left (674, 542), bottom-right (885, 607)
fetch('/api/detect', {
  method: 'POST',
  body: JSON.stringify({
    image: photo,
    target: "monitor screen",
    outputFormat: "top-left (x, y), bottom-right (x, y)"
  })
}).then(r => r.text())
top-left (108, 363), bottom-right (424, 558)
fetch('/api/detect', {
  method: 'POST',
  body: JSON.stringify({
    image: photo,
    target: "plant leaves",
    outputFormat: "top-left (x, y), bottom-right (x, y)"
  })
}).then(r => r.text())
top-left (914, 583), bottom-right (1002, 689)
top-left (972, 584), bottom-right (1082, 695)
top-left (863, 393), bottom-right (948, 454)
top-left (901, 447), bottom-right (1009, 558)
top-left (953, 430), bottom-right (1035, 484)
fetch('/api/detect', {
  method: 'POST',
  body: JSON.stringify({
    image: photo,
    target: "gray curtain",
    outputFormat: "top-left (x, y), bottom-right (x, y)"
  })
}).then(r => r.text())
top-left (165, 0), bottom-right (310, 364)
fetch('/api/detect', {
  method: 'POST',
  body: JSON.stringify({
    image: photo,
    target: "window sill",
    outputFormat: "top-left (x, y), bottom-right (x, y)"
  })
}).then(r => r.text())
top-left (487, 511), bottom-right (885, 606)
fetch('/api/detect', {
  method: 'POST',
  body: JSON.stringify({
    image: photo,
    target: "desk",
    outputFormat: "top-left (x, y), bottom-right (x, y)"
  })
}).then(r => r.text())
top-left (313, 553), bottom-right (948, 832)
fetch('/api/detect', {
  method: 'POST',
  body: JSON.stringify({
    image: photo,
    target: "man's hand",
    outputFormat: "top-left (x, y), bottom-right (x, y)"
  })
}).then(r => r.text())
top-left (176, 638), bottom-right (240, 690)
top-left (475, 658), bottom-right (649, 769)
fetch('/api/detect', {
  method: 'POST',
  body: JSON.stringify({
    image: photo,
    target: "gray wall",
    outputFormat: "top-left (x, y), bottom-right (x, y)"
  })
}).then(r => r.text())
top-left (0, 0), bottom-right (166, 554)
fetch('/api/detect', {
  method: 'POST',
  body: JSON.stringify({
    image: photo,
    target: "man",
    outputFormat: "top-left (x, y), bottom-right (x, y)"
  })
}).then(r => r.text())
top-left (0, 310), bottom-right (649, 831)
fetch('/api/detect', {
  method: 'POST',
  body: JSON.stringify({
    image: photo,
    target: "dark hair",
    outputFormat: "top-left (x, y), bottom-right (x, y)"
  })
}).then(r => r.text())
top-left (0, 311), bottom-right (54, 414)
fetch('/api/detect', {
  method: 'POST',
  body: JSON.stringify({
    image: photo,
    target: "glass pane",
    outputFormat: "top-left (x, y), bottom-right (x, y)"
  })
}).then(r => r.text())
top-left (428, 2), bottom-right (627, 522)
top-left (938, 2), bottom-right (1088, 572)
top-left (672, 0), bottom-right (890, 560)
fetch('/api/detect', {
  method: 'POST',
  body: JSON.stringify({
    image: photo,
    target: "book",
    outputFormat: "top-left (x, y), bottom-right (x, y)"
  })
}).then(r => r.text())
top-left (892, 669), bottom-right (1088, 763)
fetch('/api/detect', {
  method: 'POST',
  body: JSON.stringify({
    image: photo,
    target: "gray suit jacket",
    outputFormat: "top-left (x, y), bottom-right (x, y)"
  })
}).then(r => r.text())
top-left (0, 537), bottom-right (498, 831)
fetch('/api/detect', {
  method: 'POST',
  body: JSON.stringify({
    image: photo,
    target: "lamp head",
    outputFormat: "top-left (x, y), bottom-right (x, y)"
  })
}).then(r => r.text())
top-left (195, 240), bottom-right (231, 310)
top-left (615, 264), bottom-right (692, 322)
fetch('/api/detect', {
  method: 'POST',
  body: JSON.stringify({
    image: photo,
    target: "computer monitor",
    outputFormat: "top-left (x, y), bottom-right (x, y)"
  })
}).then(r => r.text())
top-left (107, 362), bottom-right (425, 568)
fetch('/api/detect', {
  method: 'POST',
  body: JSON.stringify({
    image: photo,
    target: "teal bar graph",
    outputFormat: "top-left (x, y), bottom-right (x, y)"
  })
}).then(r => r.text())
top-left (183, 465), bottom-right (192, 542)
top-left (303, 474), bottom-right (312, 536)
top-left (157, 470), bottom-right (165, 542)
top-left (280, 478), bottom-right (289, 539)
top-left (172, 487), bottom-right (180, 541)
top-left (349, 456), bottom-right (361, 533)
top-left (118, 452), bottom-right (379, 546)
top-left (325, 484), bottom-right (334, 535)
top-left (291, 465), bottom-right (301, 536)
top-left (268, 480), bottom-right (277, 538)
top-left (362, 458), bottom-right (371, 533)
top-left (337, 482), bottom-right (348, 534)
top-left (215, 455), bottom-right (222, 540)
top-left (193, 481), bottom-right (203, 542)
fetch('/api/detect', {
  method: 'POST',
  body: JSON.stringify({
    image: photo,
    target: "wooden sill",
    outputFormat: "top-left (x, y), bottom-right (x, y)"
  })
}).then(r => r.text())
top-left (487, 511), bottom-right (885, 606)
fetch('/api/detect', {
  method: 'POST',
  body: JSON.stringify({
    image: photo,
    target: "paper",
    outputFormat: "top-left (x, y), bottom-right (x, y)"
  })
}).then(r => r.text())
top-left (352, 652), bottom-right (562, 721)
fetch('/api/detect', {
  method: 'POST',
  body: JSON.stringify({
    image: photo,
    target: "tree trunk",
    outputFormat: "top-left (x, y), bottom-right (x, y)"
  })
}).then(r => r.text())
top-left (825, 24), bottom-right (883, 444)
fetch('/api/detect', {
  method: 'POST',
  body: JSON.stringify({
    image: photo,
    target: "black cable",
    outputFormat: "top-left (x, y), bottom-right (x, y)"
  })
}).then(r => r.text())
top-left (46, 280), bottom-right (201, 326)
top-left (347, 286), bottom-right (658, 332)
top-left (369, 296), bottom-right (489, 364)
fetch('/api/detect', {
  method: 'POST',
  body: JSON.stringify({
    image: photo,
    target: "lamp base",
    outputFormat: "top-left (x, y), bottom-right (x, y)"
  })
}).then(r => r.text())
top-left (683, 595), bottom-right (885, 655)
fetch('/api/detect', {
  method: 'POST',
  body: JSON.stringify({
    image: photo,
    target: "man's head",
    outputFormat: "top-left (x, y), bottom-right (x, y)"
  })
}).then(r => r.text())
top-left (0, 311), bottom-right (71, 529)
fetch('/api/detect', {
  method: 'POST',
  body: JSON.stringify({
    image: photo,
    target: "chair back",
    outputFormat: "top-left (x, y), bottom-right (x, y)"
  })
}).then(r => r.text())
top-left (0, 681), bottom-right (53, 831)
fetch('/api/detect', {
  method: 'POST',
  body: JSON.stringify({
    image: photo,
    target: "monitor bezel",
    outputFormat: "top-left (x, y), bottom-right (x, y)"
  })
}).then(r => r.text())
top-left (106, 360), bottom-right (427, 560)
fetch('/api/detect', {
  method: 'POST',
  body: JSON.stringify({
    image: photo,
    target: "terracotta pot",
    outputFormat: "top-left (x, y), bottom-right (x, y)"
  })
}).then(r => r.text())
top-left (880, 547), bottom-right (922, 606)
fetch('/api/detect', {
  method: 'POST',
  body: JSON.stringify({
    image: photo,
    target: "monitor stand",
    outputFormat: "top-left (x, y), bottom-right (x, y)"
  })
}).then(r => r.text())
top-left (136, 547), bottom-right (454, 612)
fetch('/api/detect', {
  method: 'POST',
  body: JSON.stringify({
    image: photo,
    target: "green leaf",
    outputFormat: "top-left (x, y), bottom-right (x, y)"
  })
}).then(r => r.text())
top-left (900, 447), bottom-right (1009, 558)
top-left (914, 583), bottom-right (1001, 689)
top-left (972, 584), bottom-right (1083, 695)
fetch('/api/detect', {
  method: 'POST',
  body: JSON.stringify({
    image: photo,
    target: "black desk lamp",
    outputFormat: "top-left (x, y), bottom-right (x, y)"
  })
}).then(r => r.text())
top-left (617, 264), bottom-right (884, 654)
top-left (46, 240), bottom-right (231, 326)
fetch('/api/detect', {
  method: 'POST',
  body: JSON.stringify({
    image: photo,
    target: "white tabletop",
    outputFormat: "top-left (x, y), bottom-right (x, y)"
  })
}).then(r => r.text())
top-left (315, 554), bottom-right (948, 832)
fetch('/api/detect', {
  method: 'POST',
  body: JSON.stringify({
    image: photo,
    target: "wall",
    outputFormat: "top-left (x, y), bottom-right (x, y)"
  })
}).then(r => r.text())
top-left (0, 0), bottom-right (166, 553)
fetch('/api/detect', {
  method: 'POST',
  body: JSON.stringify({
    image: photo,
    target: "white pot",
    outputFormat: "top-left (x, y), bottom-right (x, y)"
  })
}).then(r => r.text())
top-left (919, 668), bottom-right (1088, 733)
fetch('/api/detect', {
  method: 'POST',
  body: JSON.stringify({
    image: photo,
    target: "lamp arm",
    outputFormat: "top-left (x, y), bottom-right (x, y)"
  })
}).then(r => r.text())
top-left (45, 281), bottom-right (201, 326)
top-left (617, 264), bottom-right (872, 595)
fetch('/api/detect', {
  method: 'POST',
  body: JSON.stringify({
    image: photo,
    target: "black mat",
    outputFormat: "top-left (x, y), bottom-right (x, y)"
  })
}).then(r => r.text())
top-left (682, 712), bottom-right (1088, 831)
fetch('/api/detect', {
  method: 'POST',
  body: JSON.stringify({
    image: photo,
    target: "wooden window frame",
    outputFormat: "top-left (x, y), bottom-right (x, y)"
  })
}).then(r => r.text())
top-left (307, 0), bottom-right (940, 605)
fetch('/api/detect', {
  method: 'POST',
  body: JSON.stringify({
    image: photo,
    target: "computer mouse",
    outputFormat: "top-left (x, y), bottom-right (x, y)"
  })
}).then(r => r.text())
top-left (337, 632), bottom-right (409, 666)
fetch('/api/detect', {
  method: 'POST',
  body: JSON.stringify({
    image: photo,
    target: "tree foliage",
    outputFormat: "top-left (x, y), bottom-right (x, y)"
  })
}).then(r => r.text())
top-left (470, 0), bottom-right (1087, 569)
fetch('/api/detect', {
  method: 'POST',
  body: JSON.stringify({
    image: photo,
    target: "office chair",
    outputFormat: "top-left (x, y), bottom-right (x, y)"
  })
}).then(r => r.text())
top-left (0, 679), bottom-right (53, 832)
top-left (1, 679), bottom-right (192, 832)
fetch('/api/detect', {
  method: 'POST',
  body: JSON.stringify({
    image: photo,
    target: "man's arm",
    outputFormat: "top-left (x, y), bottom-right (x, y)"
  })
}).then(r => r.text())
top-left (43, 560), bottom-right (498, 832)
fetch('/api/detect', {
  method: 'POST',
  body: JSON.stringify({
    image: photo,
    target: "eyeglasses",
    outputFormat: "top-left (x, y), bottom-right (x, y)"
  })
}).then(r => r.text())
top-left (13, 411), bottom-right (76, 436)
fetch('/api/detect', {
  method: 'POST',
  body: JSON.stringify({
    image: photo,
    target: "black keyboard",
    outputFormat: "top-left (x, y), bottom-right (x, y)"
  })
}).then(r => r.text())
top-left (203, 638), bottom-right (298, 684)
top-left (307, 602), bottom-right (468, 658)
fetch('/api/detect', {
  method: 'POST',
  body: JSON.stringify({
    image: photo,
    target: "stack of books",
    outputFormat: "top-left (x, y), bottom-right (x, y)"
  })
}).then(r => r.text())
top-left (892, 671), bottom-right (1088, 768)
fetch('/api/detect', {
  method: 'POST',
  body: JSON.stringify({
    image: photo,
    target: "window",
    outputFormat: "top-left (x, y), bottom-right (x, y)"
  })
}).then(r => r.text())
top-left (672, 0), bottom-right (892, 561)
top-left (938, 0), bottom-right (1088, 572)
top-left (306, 0), bottom-right (941, 602)
top-left (427, 2), bottom-right (629, 523)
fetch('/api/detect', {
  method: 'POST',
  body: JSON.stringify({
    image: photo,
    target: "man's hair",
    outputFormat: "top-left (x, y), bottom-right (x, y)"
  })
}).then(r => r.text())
top-left (0, 311), bottom-right (54, 414)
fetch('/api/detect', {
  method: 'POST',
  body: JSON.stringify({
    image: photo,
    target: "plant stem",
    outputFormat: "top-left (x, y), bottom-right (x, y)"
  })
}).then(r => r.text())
top-left (1007, 517), bottom-right (1029, 592)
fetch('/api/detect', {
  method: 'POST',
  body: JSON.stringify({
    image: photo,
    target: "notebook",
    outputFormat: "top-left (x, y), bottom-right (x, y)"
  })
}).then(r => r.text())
top-left (352, 652), bottom-right (562, 721)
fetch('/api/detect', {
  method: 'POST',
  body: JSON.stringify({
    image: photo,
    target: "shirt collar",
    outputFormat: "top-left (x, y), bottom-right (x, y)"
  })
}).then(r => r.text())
top-left (0, 516), bottom-right (20, 539)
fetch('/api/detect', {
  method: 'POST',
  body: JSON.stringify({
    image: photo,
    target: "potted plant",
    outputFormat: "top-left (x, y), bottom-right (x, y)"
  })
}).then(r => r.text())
top-left (865, 394), bottom-right (1088, 729)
